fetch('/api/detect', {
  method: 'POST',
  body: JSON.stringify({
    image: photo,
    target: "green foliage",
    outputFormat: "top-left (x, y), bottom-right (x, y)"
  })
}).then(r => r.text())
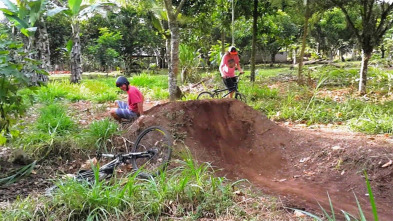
top-left (0, 161), bottom-right (36, 186)
top-left (209, 41), bottom-right (228, 68)
top-left (32, 79), bottom-right (117, 103)
top-left (0, 156), bottom-right (245, 220)
top-left (0, 28), bottom-right (41, 142)
top-left (179, 44), bottom-right (202, 83)
top-left (83, 118), bottom-right (119, 151)
top-left (87, 27), bottom-right (123, 71)
top-left (130, 73), bottom-right (168, 89)
top-left (36, 103), bottom-right (75, 135)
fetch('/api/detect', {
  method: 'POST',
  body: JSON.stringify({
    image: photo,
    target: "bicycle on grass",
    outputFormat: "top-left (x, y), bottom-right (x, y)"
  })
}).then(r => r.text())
top-left (46, 126), bottom-right (172, 195)
top-left (197, 75), bottom-right (246, 103)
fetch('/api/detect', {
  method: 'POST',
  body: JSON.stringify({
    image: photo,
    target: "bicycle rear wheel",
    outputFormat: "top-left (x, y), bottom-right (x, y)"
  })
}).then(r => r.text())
top-left (197, 91), bottom-right (214, 100)
top-left (235, 92), bottom-right (247, 103)
top-left (131, 126), bottom-right (172, 178)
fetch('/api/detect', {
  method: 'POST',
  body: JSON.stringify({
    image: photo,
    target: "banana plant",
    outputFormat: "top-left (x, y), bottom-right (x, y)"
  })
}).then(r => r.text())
top-left (47, 0), bottom-right (116, 83)
top-left (0, 0), bottom-right (50, 85)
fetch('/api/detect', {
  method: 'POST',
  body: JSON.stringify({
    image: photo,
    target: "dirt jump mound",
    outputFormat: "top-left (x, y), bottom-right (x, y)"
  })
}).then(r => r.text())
top-left (125, 99), bottom-right (392, 219)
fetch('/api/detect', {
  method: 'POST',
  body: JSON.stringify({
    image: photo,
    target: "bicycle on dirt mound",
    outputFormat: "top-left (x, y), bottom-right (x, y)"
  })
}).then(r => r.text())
top-left (197, 75), bottom-right (246, 103)
top-left (46, 126), bottom-right (172, 194)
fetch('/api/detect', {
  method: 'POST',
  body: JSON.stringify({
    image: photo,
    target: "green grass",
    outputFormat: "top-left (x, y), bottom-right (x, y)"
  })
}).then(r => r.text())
top-left (36, 103), bottom-right (75, 135)
top-left (82, 118), bottom-right (120, 151)
top-left (0, 155), bottom-right (281, 220)
top-left (290, 171), bottom-right (379, 221)
top-left (129, 73), bottom-right (168, 89)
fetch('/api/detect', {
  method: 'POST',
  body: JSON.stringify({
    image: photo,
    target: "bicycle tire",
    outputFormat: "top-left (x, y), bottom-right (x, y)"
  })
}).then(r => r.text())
top-left (235, 92), bottom-right (247, 103)
top-left (131, 126), bottom-right (172, 178)
top-left (197, 91), bottom-right (214, 100)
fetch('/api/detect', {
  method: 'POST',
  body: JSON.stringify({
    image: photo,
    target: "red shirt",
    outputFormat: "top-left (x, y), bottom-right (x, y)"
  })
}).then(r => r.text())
top-left (127, 86), bottom-right (143, 113)
top-left (219, 53), bottom-right (243, 78)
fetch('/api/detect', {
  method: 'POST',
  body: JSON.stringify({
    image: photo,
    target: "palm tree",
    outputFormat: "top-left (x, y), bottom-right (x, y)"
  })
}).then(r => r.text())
top-left (47, 1), bottom-right (115, 83)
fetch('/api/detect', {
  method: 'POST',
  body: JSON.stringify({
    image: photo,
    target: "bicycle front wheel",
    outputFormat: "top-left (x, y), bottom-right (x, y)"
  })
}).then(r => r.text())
top-left (197, 91), bottom-right (214, 100)
top-left (131, 126), bottom-right (172, 178)
top-left (235, 92), bottom-right (247, 103)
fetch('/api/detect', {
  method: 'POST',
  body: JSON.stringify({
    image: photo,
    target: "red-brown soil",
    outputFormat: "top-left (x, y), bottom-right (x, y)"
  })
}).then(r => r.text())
top-left (126, 99), bottom-right (393, 220)
top-left (1, 99), bottom-right (393, 219)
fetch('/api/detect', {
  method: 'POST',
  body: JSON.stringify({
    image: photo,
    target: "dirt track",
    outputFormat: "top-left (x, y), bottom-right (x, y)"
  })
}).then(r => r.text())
top-left (128, 99), bottom-right (393, 220)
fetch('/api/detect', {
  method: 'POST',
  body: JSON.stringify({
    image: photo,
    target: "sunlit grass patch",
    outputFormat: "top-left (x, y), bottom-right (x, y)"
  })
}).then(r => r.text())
top-left (130, 73), bottom-right (168, 89)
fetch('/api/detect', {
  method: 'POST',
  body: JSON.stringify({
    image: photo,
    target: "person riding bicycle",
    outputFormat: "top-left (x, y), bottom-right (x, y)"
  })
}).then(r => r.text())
top-left (219, 46), bottom-right (244, 98)
top-left (109, 76), bottom-right (144, 123)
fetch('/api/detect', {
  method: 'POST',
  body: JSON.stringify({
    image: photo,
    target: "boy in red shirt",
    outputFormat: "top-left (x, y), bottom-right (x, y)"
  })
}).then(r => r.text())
top-left (219, 46), bottom-right (244, 98)
top-left (110, 76), bottom-right (144, 122)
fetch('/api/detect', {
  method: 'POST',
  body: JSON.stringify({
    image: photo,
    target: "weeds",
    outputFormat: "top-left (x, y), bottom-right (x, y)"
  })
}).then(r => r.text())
top-left (0, 156), bottom-right (254, 220)
top-left (36, 103), bottom-right (75, 135)
top-left (82, 118), bottom-right (119, 151)
top-left (289, 171), bottom-right (378, 221)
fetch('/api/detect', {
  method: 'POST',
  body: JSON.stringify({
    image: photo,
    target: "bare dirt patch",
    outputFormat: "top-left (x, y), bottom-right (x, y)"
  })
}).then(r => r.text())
top-left (124, 99), bottom-right (393, 219)
top-left (1, 99), bottom-right (393, 220)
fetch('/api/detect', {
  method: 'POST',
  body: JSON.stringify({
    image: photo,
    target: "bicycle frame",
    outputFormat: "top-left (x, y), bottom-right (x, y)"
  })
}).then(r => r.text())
top-left (76, 150), bottom-right (157, 180)
top-left (213, 76), bottom-right (241, 98)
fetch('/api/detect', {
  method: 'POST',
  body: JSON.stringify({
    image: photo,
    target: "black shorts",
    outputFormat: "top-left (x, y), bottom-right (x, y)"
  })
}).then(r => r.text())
top-left (223, 77), bottom-right (237, 92)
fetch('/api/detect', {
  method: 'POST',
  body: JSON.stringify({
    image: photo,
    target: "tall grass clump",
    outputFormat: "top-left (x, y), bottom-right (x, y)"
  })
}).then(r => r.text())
top-left (34, 81), bottom-right (70, 103)
top-left (83, 118), bottom-right (119, 151)
top-left (36, 103), bottom-right (75, 135)
top-left (0, 155), bottom-right (248, 220)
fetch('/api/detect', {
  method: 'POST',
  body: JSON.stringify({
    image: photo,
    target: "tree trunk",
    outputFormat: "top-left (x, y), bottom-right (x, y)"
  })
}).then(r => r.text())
top-left (271, 53), bottom-right (276, 66)
top-left (168, 20), bottom-right (180, 101)
top-left (381, 44), bottom-right (385, 58)
top-left (298, 5), bottom-right (310, 85)
top-left (35, 17), bottom-right (50, 84)
top-left (250, 0), bottom-right (258, 82)
top-left (70, 22), bottom-right (82, 83)
top-left (359, 50), bottom-right (372, 95)
top-left (165, 39), bottom-right (170, 68)
top-left (221, 29), bottom-right (226, 56)
top-left (293, 48), bottom-right (297, 65)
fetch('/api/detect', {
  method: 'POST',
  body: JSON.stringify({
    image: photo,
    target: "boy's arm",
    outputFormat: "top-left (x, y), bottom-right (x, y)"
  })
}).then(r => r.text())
top-left (137, 94), bottom-right (144, 115)
top-left (219, 54), bottom-right (226, 77)
top-left (236, 55), bottom-right (244, 74)
top-left (137, 102), bottom-right (144, 115)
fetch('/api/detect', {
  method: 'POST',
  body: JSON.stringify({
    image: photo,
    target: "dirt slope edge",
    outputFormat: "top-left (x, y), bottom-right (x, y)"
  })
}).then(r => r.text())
top-left (125, 99), bottom-right (392, 219)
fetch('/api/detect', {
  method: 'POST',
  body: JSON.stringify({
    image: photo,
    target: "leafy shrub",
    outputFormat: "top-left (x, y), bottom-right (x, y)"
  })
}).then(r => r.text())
top-left (0, 28), bottom-right (43, 142)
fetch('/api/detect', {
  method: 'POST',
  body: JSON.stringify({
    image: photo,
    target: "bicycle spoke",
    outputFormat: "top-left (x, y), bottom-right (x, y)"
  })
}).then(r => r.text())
top-left (131, 126), bottom-right (172, 177)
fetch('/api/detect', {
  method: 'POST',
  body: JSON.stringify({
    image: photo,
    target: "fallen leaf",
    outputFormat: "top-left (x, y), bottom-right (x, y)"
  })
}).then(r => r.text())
top-left (294, 210), bottom-right (306, 217)
top-left (234, 190), bottom-right (244, 196)
top-left (332, 146), bottom-right (342, 150)
top-left (381, 160), bottom-right (392, 168)
top-left (299, 157), bottom-right (310, 163)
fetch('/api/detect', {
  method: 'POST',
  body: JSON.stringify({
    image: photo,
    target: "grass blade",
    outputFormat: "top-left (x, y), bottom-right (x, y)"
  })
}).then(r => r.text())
top-left (0, 161), bottom-right (37, 186)
top-left (364, 171), bottom-right (379, 221)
